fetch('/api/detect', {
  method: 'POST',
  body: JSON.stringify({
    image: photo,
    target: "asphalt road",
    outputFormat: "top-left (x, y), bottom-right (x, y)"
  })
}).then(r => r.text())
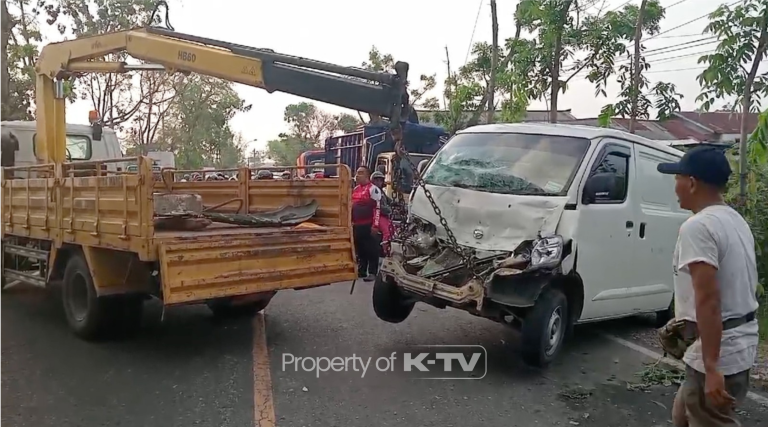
top-left (3, 281), bottom-right (767, 427)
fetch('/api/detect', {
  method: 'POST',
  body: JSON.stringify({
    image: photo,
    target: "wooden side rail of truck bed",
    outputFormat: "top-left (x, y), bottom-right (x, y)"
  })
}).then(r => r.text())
top-left (1, 156), bottom-right (357, 340)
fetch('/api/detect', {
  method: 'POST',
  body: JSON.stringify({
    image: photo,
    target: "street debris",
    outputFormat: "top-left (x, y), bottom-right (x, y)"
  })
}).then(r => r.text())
top-left (558, 385), bottom-right (593, 401)
top-left (627, 359), bottom-right (684, 392)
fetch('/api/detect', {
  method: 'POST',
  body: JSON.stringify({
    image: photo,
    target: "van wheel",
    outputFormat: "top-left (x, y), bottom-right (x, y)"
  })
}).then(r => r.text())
top-left (521, 287), bottom-right (569, 368)
top-left (207, 294), bottom-right (273, 318)
top-left (372, 275), bottom-right (414, 323)
top-left (62, 254), bottom-right (116, 340)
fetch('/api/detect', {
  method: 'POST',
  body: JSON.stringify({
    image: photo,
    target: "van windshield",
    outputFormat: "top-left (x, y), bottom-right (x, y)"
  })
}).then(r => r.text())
top-left (422, 132), bottom-right (590, 196)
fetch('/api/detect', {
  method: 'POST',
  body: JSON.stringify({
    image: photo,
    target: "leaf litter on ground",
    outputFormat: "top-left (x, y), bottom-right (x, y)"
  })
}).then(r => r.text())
top-left (627, 358), bottom-right (685, 392)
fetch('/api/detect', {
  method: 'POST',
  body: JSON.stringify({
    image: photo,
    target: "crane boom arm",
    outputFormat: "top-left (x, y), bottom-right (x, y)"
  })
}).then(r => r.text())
top-left (35, 26), bottom-right (411, 164)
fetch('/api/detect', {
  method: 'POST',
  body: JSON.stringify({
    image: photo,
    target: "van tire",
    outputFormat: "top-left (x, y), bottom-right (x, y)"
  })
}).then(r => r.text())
top-left (61, 254), bottom-right (115, 340)
top-left (207, 294), bottom-right (273, 318)
top-left (521, 287), bottom-right (569, 368)
top-left (372, 275), bottom-right (414, 323)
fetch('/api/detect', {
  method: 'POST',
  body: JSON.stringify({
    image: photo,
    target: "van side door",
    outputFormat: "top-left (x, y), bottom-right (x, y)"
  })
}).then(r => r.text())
top-left (574, 138), bottom-right (638, 320)
top-left (629, 143), bottom-right (690, 312)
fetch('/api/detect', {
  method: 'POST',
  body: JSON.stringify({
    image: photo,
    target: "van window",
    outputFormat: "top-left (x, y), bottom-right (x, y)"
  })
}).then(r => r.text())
top-left (32, 134), bottom-right (92, 160)
top-left (589, 145), bottom-right (630, 203)
top-left (422, 132), bottom-right (590, 196)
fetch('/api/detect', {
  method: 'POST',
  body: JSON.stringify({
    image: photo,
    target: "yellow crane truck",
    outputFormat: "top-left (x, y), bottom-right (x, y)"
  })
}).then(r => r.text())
top-left (0, 7), bottom-right (413, 340)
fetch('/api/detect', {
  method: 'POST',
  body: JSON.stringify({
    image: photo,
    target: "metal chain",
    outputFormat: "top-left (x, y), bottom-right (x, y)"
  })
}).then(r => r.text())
top-left (391, 133), bottom-right (480, 278)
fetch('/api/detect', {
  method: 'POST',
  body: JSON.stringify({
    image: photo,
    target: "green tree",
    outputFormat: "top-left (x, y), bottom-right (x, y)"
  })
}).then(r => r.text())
top-left (695, 0), bottom-right (768, 199)
top-left (0, 0), bottom-right (68, 120)
top-left (283, 102), bottom-right (362, 143)
top-left (266, 102), bottom-right (360, 165)
top-left (513, 0), bottom-right (666, 122)
top-left (265, 134), bottom-right (315, 166)
top-left (45, 0), bottom-right (170, 128)
top-left (153, 75), bottom-right (251, 169)
top-left (362, 46), bottom-right (439, 112)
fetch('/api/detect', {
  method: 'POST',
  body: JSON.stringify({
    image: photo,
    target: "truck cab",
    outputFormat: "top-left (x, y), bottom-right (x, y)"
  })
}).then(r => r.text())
top-left (374, 152), bottom-right (433, 199)
top-left (1, 113), bottom-right (123, 176)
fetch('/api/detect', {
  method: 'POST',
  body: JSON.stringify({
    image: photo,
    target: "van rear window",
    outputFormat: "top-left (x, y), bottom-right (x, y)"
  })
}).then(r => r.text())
top-left (33, 134), bottom-right (92, 160)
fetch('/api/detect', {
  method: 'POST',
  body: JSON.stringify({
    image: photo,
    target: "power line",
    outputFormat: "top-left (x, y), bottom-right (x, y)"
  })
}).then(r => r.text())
top-left (653, 33), bottom-right (713, 39)
top-left (643, 36), bottom-right (717, 55)
top-left (665, 0), bottom-right (691, 9)
top-left (643, 38), bottom-right (718, 58)
top-left (464, 0), bottom-right (485, 64)
top-left (646, 0), bottom-right (741, 41)
top-left (645, 59), bottom-right (768, 74)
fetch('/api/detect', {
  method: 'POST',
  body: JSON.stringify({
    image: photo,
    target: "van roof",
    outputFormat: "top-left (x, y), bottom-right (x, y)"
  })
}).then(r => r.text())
top-left (1, 120), bottom-right (117, 135)
top-left (458, 123), bottom-right (684, 157)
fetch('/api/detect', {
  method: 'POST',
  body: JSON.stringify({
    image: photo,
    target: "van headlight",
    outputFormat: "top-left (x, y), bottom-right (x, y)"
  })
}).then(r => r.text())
top-left (529, 235), bottom-right (564, 270)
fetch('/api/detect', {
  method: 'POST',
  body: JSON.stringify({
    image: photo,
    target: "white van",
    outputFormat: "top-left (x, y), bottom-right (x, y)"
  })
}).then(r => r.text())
top-left (375, 123), bottom-right (691, 367)
top-left (1, 120), bottom-right (123, 175)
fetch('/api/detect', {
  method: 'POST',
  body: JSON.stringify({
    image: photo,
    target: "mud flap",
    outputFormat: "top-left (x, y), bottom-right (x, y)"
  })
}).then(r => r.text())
top-left (486, 273), bottom-right (552, 308)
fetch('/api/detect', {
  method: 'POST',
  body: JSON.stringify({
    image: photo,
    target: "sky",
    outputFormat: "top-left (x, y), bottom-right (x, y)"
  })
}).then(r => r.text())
top-left (56, 0), bottom-right (767, 153)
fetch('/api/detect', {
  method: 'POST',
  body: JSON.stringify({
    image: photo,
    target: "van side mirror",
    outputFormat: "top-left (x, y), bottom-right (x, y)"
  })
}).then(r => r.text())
top-left (91, 122), bottom-right (103, 141)
top-left (582, 172), bottom-right (623, 204)
top-left (417, 159), bottom-right (428, 175)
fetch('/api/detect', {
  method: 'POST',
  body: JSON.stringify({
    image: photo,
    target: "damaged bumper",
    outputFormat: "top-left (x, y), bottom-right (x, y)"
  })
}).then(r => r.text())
top-left (380, 257), bottom-right (485, 309)
top-left (381, 234), bottom-right (568, 311)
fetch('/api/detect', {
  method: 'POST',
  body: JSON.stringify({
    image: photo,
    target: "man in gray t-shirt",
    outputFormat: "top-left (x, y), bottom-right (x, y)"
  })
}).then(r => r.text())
top-left (657, 146), bottom-right (759, 427)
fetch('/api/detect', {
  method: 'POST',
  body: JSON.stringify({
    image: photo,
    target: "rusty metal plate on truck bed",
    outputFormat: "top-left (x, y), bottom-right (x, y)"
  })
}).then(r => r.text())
top-left (157, 225), bottom-right (357, 305)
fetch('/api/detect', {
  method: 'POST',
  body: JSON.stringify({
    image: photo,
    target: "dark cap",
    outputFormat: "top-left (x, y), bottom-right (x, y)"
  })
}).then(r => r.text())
top-left (656, 145), bottom-right (732, 187)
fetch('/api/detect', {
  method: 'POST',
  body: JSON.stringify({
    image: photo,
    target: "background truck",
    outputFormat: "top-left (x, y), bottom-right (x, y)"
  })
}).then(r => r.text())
top-left (146, 151), bottom-right (176, 169)
top-left (296, 150), bottom-right (326, 178)
top-left (1, 119), bottom-right (124, 177)
top-left (322, 121), bottom-right (448, 195)
top-left (1, 4), bottom-right (415, 340)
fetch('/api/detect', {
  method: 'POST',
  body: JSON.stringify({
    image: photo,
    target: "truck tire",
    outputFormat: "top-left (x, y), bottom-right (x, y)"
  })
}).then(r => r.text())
top-left (207, 294), bottom-right (273, 318)
top-left (61, 254), bottom-right (115, 340)
top-left (372, 275), bottom-right (414, 323)
top-left (521, 287), bottom-right (569, 368)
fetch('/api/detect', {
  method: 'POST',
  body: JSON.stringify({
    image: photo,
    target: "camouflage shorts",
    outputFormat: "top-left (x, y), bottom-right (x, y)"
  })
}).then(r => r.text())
top-left (672, 365), bottom-right (751, 427)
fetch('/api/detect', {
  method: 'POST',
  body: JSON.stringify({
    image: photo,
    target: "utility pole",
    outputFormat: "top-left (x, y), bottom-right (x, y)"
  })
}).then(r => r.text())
top-left (629, 0), bottom-right (649, 134)
top-left (487, 0), bottom-right (499, 124)
top-left (444, 46), bottom-right (451, 109)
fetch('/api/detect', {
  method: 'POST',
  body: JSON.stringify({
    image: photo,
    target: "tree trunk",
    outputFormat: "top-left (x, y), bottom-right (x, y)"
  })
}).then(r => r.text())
top-left (738, 9), bottom-right (768, 200)
top-left (1, 0), bottom-right (12, 118)
top-left (629, 0), bottom-right (648, 134)
top-left (467, 23), bottom-right (522, 127)
top-left (487, 0), bottom-right (499, 125)
top-left (548, 0), bottom-right (574, 123)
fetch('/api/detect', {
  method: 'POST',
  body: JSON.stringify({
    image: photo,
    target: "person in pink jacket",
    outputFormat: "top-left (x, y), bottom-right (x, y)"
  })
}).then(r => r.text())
top-left (370, 171), bottom-right (393, 257)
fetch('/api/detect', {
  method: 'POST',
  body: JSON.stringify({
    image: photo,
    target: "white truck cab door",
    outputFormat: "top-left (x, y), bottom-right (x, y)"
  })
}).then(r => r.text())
top-left (574, 139), bottom-right (640, 320)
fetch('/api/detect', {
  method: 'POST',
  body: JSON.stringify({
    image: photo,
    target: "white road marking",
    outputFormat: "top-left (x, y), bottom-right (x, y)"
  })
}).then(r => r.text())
top-left (602, 333), bottom-right (768, 407)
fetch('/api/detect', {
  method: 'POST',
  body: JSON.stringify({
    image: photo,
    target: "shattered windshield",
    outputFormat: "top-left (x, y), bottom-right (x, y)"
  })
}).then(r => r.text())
top-left (422, 132), bottom-right (590, 195)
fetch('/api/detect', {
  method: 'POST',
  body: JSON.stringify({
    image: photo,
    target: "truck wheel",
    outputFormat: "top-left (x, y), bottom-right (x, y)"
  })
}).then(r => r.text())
top-left (62, 254), bottom-right (114, 340)
top-left (372, 275), bottom-right (414, 323)
top-left (207, 294), bottom-right (273, 318)
top-left (521, 287), bottom-right (569, 368)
